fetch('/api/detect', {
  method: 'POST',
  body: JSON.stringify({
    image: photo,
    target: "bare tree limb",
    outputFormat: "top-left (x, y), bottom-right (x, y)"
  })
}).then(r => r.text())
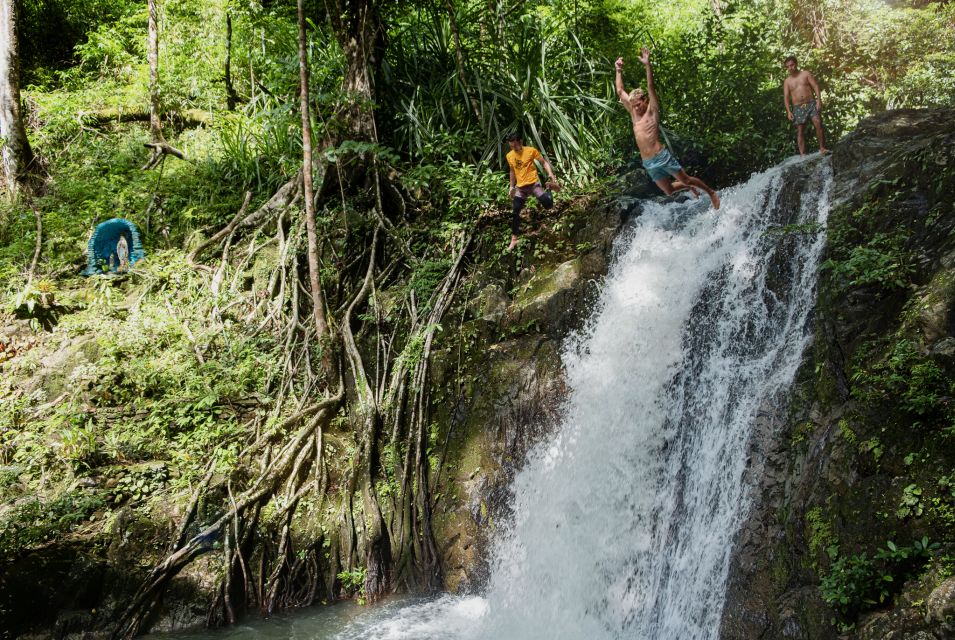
top-left (142, 143), bottom-right (187, 170)
top-left (187, 191), bottom-right (253, 267)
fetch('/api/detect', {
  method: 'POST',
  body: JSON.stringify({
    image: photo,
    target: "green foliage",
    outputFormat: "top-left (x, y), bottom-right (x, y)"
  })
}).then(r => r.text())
top-left (806, 506), bottom-right (839, 570)
top-left (824, 232), bottom-right (913, 291)
top-left (933, 475), bottom-right (955, 530)
top-left (820, 538), bottom-right (939, 619)
top-left (384, 0), bottom-right (618, 181)
top-left (820, 552), bottom-right (881, 618)
top-left (409, 260), bottom-right (452, 307)
top-left (395, 327), bottom-right (441, 375)
top-left (837, 418), bottom-right (857, 445)
top-left (337, 566), bottom-right (367, 603)
top-left (896, 483), bottom-right (924, 520)
top-left (850, 338), bottom-right (952, 419)
top-left (375, 444), bottom-right (401, 498)
top-left (858, 436), bottom-right (883, 463)
top-left (207, 5), bottom-right (344, 191)
top-left (795, 1), bottom-right (955, 120)
top-left (69, 6), bottom-right (146, 81)
top-left (648, 2), bottom-right (791, 175)
top-left (0, 490), bottom-right (105, 557)
top-left (56, 418), bottom-right (99, 472)
top-left (9, 279), bottom-right (56, 315)
top-left (823, 137), bottom-right (954, 308)
top-left (20, 0), bottom-right (132, 86)
top-left (0, 124), bottom-right (249, 280)
top-left (112, 464), bottom-right (169, 504)
top-left (6, 1), bottom-right (955, 618)
top-left (0, 249), bottom-right (276, 503)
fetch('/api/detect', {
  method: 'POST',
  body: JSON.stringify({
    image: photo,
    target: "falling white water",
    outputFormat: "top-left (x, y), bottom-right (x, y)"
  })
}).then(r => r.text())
top-left (473, 156), bottom-right (831, 640)
top-left (318, 156), bottom-right (833, 640)
top-left (158, 159), bottom-right (833, 640)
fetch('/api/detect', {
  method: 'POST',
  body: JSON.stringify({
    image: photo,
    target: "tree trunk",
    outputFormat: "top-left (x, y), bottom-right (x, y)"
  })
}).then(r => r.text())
top-left (0, 0), bottom-right (35, 194)
top-left (148, 0), bottom-right (163, 142)
top-left (225, 13), bottom-right (237, 111)
top-left (324, 0), bottom-right (383, 141)
top-left (298, 0), bottom-right (333, 378)
top-left (445, 0), bottom-right (480, 119)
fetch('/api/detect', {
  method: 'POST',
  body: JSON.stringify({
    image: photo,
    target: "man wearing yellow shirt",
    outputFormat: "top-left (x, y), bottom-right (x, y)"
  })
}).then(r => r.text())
top-left (505, 132), bottom-right (560, 251)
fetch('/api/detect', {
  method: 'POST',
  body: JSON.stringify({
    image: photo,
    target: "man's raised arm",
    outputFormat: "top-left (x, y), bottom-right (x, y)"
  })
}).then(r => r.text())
top-left (614, 57), bottom-right (629, 105)
top-left (639, 47), bottom-right (660, 111)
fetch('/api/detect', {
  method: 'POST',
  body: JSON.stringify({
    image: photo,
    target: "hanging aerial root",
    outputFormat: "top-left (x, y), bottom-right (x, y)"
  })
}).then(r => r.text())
top-left (189, 174), bottom-right (302, 271)
top-left (110, 389), bottom-right (341, 640)
top-left (387, 227), bottom-right (473, 590)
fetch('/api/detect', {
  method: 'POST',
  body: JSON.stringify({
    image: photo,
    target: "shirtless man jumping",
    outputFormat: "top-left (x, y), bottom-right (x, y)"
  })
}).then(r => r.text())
top-left (615, 48), bottom-right (719, 210)
top-left (783, 55), bottom-right (829, 155)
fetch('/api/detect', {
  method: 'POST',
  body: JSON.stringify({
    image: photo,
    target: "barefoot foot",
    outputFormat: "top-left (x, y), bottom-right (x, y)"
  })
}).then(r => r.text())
top-left (709, 191), bottom-right (721, 210)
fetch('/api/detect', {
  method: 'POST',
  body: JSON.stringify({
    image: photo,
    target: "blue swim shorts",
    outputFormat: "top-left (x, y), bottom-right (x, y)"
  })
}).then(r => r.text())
top-left (642, 148), bottom-right (683, 181)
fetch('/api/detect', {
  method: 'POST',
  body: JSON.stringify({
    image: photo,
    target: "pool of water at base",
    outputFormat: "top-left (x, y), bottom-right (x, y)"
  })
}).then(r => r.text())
top-left (145, 594), bottom-right (489, 640)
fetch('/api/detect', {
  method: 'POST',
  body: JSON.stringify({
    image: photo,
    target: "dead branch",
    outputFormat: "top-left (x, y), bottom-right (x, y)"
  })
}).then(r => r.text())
top-left (80, 108), bottom-right (211, 128)
top-left (187, 191), bottom-right (253, 267)
top-left (142, 143), bottom-right (188, 170)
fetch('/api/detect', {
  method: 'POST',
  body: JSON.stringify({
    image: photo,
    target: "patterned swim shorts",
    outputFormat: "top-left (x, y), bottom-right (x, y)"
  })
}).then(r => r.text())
top-left (792, 101), bottom-right (819, 125)
top-left (642, 148), bottom-right (683, 182)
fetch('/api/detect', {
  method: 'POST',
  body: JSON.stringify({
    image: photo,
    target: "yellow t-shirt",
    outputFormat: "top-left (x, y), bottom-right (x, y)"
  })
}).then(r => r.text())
top-left (506, 146), bottom-right (543, 187)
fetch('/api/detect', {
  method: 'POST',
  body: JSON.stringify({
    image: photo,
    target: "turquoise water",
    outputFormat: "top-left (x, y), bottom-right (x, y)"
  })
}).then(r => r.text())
top-left (145, 595), bottom-right (487, 640)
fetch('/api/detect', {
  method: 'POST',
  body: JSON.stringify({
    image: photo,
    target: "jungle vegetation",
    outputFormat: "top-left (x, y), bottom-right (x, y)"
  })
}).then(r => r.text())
top-left (0, 0), bottom-right (953, 636)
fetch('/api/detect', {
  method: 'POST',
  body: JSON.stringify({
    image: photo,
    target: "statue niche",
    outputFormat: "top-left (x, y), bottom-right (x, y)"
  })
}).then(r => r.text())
top-left (83, 218), bottom-right (145, 276)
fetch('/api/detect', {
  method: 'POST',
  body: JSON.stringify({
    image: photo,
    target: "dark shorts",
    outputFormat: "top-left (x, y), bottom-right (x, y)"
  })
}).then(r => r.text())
top-left (642, 148), bottom-right (683, 182)
top-left (510, 182), bottom-right (553, 235)
top-left (513, 182), bottom-right (548, 200)
top-left (792, 101), bottom-right (819, 125)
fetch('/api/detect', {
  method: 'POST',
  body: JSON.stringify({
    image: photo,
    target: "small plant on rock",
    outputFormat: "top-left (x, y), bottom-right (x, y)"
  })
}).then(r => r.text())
top-left (337, 567), bottom-right (367, 604)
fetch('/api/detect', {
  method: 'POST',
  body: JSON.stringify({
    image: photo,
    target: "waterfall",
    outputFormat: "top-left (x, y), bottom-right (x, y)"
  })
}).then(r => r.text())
top-left (332, 156), bottom-right (832, 640)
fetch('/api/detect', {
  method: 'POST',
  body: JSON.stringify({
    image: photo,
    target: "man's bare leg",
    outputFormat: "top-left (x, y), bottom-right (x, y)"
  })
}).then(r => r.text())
top-left (675, 170), bottom-right (720, 210)
top-left (654, 177), bottom-right (675, 195)
top-left (671, 180), bottom-right (701, 198)
top-left (811, 115), bottom-right (829, 154)
top-left (796, 123), bottom-right (807, 155)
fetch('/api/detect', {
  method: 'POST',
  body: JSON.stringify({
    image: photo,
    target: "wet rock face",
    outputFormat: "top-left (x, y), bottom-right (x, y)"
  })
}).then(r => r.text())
top-left (432, 198), bottom-right (624, 593)
top-left (830, 108), bottom-right (955, 208)
top-left (926, 577), bottom-right (955, 630)
top-left (720, 108), bottom-right (955, 640)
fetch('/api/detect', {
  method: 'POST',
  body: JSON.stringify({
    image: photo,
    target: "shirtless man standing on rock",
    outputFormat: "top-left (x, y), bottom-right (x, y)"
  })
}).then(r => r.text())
top-left (783, 55), bottom-right (829, 155)
top-left (615, 47), bottom-right (720, 210)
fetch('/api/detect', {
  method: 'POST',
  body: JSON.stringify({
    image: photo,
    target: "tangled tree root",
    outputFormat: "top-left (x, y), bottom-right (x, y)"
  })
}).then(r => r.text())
top-left (112, 157), bottom-right (476, 637)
